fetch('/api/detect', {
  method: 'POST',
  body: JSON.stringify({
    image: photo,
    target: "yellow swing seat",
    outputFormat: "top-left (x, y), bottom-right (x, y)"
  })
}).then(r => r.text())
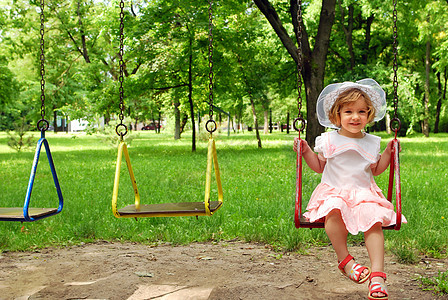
top-left (112, 137), bottom-right (223, 218)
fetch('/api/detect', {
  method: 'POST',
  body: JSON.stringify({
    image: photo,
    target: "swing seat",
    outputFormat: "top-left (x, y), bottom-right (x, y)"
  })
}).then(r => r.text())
top-left (0, 207), bottom-right (59, 221)
top-left (298, 216), bottom-right (325, 228)
top-left (112, 137), bottom-right (223, 218)
top-left (117, 201), bottom-right (222, 217)
top-left (0, 135), bottom-right (63, 222)
top-left (294, 138), bottom-right (402, 230)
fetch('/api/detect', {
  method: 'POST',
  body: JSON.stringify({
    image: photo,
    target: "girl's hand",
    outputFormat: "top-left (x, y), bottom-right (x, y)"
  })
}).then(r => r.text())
top-left (295, 138), bottom-right (326, 173)
top-left (293, 138), bottom-right (310, 154)
top-left (386, 139), bottom-right (402, 154)
top-left (372, 139), bottom-right (401, 176)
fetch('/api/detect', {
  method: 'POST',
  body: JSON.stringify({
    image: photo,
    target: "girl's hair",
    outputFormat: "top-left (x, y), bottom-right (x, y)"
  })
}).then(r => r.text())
top-left (328, 88), bottom-right (376, 127)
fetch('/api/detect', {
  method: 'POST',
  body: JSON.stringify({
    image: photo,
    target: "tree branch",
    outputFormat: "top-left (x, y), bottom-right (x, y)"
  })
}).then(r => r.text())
top-left (77, 0), bottom-right (91, 63)
top-left (152, 83), bottom-right (188, 91)
top-left (253, 0), bottom-right (298, 63)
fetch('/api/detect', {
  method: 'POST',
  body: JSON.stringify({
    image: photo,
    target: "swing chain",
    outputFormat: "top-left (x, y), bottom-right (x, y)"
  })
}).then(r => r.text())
top-left (116, 0), bottom-right (128, 138)
top-left (38, 0), bottom-right (48, 132)
top-left (293, 0), bottom-right (306, 134)
top-left (391, 0), bottom-right (401, 135)
top-left (206, 0), bottom-right (217, 134)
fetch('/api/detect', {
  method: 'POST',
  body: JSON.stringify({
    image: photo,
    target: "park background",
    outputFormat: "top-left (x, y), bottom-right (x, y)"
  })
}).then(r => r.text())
top-left (0, 0), bottom-right (447, 295)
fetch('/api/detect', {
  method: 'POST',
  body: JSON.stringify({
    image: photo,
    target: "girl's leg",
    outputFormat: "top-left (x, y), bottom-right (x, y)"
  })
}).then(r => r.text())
top-left (325, 209), bottom-right (349, 262)
top-left (325, 209), bottom-right (369, 280)
top-left (364, 222), bottom-right (386, 297)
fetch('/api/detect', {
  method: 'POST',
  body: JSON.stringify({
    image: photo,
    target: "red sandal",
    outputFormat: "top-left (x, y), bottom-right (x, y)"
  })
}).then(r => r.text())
top-left (368, 272), bottom-right (388, 300)
top-left (338, 254), bottom-right (371, 284)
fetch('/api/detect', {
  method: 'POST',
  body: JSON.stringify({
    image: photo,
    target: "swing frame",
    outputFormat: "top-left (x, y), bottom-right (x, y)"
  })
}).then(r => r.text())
top-left (0, 1), bottom-right (63, 222)
top-left (293, 137), bottom-right (402, 230)
top-left (112, 137), bottom-right (223, 218)
top-left (293, 0), bottom-right (402, 230)
top-left (0, 132), bottom-right (64, 222)
top-left (111, 0), bottom-right (222, 219)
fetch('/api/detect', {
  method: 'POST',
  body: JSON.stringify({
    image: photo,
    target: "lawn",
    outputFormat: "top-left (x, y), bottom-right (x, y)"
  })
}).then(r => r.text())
top-left (0, 129), bottom-right (447, 264)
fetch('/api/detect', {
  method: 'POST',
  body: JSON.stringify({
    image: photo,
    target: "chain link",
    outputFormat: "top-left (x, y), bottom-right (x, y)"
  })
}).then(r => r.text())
top-left (39, 0), bottom-right (47, 130)
top-left (390, 0), bottom-right (401, 135)
top-left (392, 0), bottom-right (398, 119)
top-left (296, 0), bottom-right (303, 118)
top-left (119, 0), bottom-right (125, 124)
top-left (294, 0), bottom-right (306, 134)
top-left (206, 0), bottom-right (216, 134)
top-left (208, 0), bottom-right (214, 121)
top-left (116, 0), bottom-right (128, 137)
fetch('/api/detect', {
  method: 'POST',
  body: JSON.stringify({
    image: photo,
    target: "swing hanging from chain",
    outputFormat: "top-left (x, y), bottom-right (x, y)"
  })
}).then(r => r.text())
top-left (293, 0), bottom-right (402, 230)
top-left (111, 0), bottom-right (223, 218)
top-left (0, 0), bottom-right (64, 222)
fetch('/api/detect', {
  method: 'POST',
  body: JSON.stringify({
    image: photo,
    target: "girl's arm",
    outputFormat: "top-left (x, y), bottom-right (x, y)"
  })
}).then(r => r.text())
top-left (371, 140), bottom-right (400, 176)
top-left (294, 139), bottom-right (326, 173)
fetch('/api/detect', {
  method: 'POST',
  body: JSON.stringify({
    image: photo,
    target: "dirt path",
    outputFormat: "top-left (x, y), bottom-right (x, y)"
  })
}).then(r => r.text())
top-left (0, 241), bottom-right (447, 300)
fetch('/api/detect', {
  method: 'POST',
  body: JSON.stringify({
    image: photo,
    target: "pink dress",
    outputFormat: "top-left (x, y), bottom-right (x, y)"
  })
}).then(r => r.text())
top-left (303, 131), bottom-right (406, 234)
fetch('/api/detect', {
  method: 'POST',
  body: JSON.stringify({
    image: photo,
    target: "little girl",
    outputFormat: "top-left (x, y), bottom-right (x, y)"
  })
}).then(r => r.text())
top-left (295, 79), bottom-right (406, 300)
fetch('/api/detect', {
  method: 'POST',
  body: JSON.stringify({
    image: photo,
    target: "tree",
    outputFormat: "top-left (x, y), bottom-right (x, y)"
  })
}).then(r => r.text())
top-left (0, 56), bottom-right (21, 130)
top-left (254, 0), bottom-right (336, 147)
top-left (428, 0), bottom-right (448, 133)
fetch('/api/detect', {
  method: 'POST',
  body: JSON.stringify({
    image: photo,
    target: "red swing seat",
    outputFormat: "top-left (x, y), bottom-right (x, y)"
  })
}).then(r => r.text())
top-left (294, 137), bottom-right (402, 230)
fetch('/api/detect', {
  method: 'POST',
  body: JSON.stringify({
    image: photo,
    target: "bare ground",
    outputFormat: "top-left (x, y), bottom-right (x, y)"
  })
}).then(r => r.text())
top-left (0, 241), bottom-right (447, 300)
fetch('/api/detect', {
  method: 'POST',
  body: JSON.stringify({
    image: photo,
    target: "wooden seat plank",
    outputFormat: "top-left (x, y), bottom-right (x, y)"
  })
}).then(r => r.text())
top-left (0, 207), bottom-right (59, 220)
top-left (118, 201), bottom-right (222, 217)
top-left (299, 215), bottom-right (398, 230)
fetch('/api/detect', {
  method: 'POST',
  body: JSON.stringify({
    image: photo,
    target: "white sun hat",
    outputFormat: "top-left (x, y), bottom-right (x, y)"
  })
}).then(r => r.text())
top-left (316, 78), bottom-right (387, 129)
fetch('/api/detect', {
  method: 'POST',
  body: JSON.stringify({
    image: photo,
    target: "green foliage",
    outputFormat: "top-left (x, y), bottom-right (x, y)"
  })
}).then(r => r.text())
top-left (1, 0), bottom-right (447, 138)
top-left (0, 56), bottom-right (21, 130)
top-left (420, 270), bottom-right (448, 295)
top-left (6, 117), bottom-right (34, 152)
top-left (95, 122), bottom-right (139, 148)
top-left (387, 240), bottom-right (419, 264)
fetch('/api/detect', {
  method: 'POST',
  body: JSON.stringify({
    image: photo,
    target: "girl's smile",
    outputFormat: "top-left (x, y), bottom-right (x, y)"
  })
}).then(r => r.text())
top-left (338, 97), bottom-right (369, 138)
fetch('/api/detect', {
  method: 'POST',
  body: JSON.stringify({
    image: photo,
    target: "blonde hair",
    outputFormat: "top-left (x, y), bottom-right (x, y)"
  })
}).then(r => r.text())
top-left (328, 88), bottom-right (376, 127)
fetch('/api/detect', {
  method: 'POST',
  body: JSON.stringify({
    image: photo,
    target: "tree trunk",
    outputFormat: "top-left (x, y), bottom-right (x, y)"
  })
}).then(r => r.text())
top-left (250, 92), bottom-right (262, 148)
top-left (255, 0), bottom-right (336, 148)
top-left (362, 15), bottom-right (374, 64)
top-left (286, 112), bottom-right (290, 134)
top-left (434, 69), bottom-right (446, 133)
top-left (238, 110), bottom-right (243, 133)
top-left (236, 54), bottom-right (261, 146)
top-left (180, 114), bottom-right (188, 134)
top-left (174, 98), bottom-right (181, 140)
top-left (264, 110), bottom-right (269, 134)
top-left (269, 109), bottom-right (273, 133)
top-left (339, 2), bottom-right (355, 70)
top-left (77, 0), bottom-right (91, 63)
top-left (423, 39), bottom-right (431, 137)
top-left (158, 111), bottom-right (161, 133)
top-left (188, 37), bottom-right (196, 151)
top-left (53, 108), bottom-right (57, 133)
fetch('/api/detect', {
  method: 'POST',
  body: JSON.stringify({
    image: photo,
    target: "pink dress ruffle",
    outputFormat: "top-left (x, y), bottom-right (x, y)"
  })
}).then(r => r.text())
top-left (303, 182), bottom-right (406, 235)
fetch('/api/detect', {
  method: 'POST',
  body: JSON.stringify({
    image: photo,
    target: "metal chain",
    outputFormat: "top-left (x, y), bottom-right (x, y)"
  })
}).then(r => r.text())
top-left (116, 0), bottom-right (127, 137)
top-left (391, 0), bottom-right (401, 135)
top-left (208, 0), bottom-right (214, 120)
top-left (296, 0), bottom-right (303, 119)
top-left (206, 0), bottom-right (216, 133)
top-left (294, 0), bottom-right (306, 134)
top-left (392, 0), bottom-right (398, 119)
top-left (39, 0), bottom-right (47, 131)
top-left (119, 0), bottom-right (125, 124)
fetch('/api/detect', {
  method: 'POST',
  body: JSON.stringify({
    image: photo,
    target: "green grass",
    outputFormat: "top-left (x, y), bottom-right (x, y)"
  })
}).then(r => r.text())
top-left (420, 270), bottom-right (448, 295)
top-left (0, 130), bottom-right (447, 264)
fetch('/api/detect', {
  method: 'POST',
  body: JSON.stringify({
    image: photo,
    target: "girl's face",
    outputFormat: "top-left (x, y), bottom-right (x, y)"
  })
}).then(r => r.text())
top-left (338, 97), bottom-right (369, 138)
